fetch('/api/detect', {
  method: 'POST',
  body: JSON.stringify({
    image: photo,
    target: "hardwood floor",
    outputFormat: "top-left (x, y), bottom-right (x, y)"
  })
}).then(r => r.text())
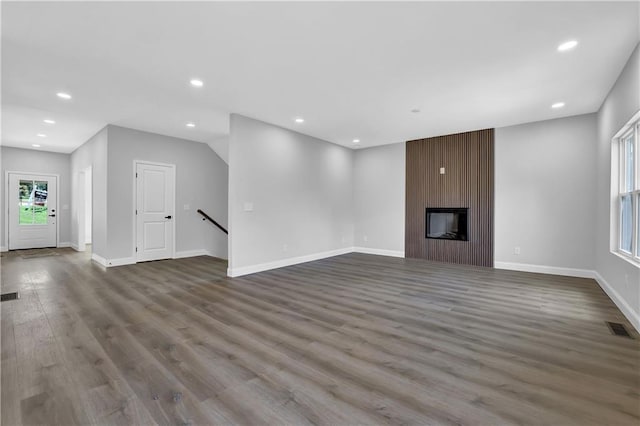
top-left (1, 248), bottom-right (638, 425)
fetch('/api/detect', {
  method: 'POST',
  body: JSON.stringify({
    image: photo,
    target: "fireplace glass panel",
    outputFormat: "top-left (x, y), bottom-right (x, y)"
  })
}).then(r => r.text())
top-left (426, 208), bottom-right (468, 241)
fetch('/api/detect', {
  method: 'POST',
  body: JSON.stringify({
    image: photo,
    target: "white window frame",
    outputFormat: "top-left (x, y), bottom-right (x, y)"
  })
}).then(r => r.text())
top-left (612, 110), bottom-right (640, 266)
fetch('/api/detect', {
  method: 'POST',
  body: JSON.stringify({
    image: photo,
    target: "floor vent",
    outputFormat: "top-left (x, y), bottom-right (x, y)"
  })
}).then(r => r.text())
top-left (606, 321), bottom-right (633, 338)
top-left (1, 292), bottom-right (19, 302)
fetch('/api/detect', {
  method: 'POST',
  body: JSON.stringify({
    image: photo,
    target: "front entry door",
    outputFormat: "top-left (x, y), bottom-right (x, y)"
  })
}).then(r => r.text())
top-left (8, 173), bottom-right (57, 249)
top-left (136, 162), bottom-right (175, 262)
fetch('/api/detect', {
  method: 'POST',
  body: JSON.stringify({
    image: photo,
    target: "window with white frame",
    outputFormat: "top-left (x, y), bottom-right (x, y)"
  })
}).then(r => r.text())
top-left (614, 111), bottom-right (640, 263)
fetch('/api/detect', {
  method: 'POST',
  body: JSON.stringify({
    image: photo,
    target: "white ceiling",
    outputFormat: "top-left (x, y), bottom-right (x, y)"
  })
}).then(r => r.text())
top-left (2, 1), bottom-right (639, 153)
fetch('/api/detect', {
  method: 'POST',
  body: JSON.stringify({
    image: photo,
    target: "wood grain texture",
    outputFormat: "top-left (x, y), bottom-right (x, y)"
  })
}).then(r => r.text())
top-left (406, 129), bottom-right (494, 266)
top-left (1, 248), bottom-right (639, 425)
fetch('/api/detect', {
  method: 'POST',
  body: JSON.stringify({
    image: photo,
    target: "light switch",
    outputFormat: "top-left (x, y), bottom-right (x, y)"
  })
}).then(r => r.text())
top-left (439, 167), bottom-right (445, 175)
top-left (184, 204), bottom-right (190, 210)
top-left (243, 202), bottom-right (254, 212)
top-left (62, 204), bottom-right (69, 210)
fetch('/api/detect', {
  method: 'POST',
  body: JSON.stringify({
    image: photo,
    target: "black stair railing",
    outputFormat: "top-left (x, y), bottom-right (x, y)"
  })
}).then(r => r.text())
top-left (197, 209), bottom-right (228, 235)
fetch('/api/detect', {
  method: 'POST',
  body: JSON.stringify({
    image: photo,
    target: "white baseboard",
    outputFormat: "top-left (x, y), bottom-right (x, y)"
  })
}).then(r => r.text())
top-left (494, 261), bottom-right (596, 279)
top-left (57, 242), bottom-right (72, 248)
top-left (0, 246), bottom-right (7, 252)
top-left (91, 253), bottom-right (135, 267)
top-left (106, 257), bottom-right (136, 267)
top-left (174, 249), bottom-right (212, 259)
top-left (495, 261), bottom-right (639, 333)
top-left (91, 253), bottom-right (107, 267)
top-left (228, 247), bottom-right (353, 277)
top-left (594, 272), bottom-right (640, 333)
top-left (353, 246), bottom-right (405, 258)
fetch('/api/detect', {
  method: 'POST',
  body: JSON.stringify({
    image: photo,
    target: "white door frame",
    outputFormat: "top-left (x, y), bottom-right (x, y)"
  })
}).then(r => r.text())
top-left (5, 171), bottom-right (60, 250)
top-left (132, 160), bottom-right (177, 262)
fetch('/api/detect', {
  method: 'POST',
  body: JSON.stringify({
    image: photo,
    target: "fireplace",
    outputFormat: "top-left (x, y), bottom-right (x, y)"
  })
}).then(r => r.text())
top-left (426, 208), bottom-right (468, 241)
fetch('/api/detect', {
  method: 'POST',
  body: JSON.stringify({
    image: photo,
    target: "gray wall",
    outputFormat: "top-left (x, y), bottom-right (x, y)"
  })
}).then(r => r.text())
top-left (494, 114), bottom-right (598, 270)
top-left (70, 126), bottom-right (108, 257)
top-left (106, 125), bottom-right (228, 260)
top-left (228, 114), bottom-right (354, 273)
top-left (353, 143), bottom-right (405, 254)
top-left (1, 147), bottom-right (72, 248)
top-left (596, 43), bottom-right (640, 326)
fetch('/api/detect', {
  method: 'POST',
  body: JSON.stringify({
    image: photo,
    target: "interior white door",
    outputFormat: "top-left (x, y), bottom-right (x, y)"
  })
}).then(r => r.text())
top-left (8, 173), bottom-right (57, 249)
top-left (136, 162), bottom-right (175, 262)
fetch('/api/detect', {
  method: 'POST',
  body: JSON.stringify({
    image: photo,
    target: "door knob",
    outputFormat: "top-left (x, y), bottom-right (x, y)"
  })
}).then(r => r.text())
top-left (48, 214), bottom-right (56, 217)
top-left (165, 215), bottom-right (172, 219)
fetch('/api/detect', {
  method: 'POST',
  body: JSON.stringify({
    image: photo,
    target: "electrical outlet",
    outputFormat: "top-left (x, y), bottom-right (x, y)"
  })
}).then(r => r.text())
top-left (363, 235), bottom-right (368, 242)
top-left (283, 244), bottom-right (288, 252)
top-left (514, 246), bottom-right (521, 255)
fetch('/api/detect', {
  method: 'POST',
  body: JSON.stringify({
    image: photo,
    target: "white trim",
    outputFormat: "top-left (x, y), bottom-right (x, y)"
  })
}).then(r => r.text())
top-left (353, 246), bottom-right (405, 258)
top-left (174, 249), bottom-right (212, 259)
top-left (105, 257), bottom-right (136, 267)
top-left (91, 253), bottom-right (107, 267)
top-left (228, 247), bottom-right (353, 277)
top-left (70, 243), bottom-right (81, 251)
top-left (494, 261), bottom-right (596, 279)
top-left (91, 253), bottom-right (136, 267)
top-left (612, 110), bottom-right (640, 139)
top-left (594, 272), bottom-right (640, 333)
top-left (1, 246), bottom-right (7, 252)
top-left (57, 242), bottom-right (71, 248)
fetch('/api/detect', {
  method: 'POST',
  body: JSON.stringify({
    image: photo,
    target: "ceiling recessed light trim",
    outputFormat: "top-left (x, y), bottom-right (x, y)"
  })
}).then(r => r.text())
top-left (37, 133), bottom-right (47, 138)
top-left (43, 119), bottom-right (56, 124)
top-left (294, 117), bottom-right (305, 123)
top-left (56, 92), bottom-right (72, 100)
top-left (557, 40), bottom-right (578, 52)
top-left (190, 79), bottom-right (204, 87)
top-left (32, 144), bottom-right (41, 148)
top-left (352, 139), bottom-right (360, 143)
top-left (186, 122), bottom-right (196, 128)
top-left (551, 102), bottom-right (565, 109)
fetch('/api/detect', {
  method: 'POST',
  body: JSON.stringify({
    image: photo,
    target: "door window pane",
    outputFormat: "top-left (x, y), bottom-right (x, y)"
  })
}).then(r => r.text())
top-left (19, 180), bottom-right (34, 225)
top-left (33, 181), bottom-right (48, 224)
top-left (18, 180), bottom-right (48, 225)
top-left (620, 195), bottom-right (632, 253)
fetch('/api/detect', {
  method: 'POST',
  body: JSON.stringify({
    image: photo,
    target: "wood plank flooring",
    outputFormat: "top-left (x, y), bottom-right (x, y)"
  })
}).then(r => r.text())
top-left (1, 248), bottom-right (639, 425)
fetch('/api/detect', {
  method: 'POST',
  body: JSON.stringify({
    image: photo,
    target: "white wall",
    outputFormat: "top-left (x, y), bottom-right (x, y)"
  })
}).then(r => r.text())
top-left (353, 143), bottom-right (405, 256)
top-left (494, 114), bottom-right (598, 273)
top-left (106, 125), bottom-right (228, 261)
top-left (70, 127), bottom-right (108, 257)
top-left (0, 147), bottom-right (72, 249)
top-left (596, 43), bottom-right (640, 330)
top-left (228, 114), bottom-right (354, 275)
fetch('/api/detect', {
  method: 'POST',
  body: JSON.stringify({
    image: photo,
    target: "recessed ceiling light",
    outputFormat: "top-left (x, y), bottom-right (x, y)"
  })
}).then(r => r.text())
top-left (295, 117), bottom-right (305, 123)
top-left (186, 122), bottom-right (196, 128)
top-left (56, 92), bottom-right (72, 100)
top-left (190, 79), bottom-right (204, 87)
top-left (37, 133), bottom-right (47, 137)
top-left (551, 102), bottom-right (565, 109)
top-left (32, 144), bottom-right (41, 148)
top-left (352, 139), bottom-right (360, 143)
top-left (43, 119), bottom-right (56, 124)
top-left (411, 109), bottom-right (421, 113)
top-left (557, 40), bottom-right (578, 52)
